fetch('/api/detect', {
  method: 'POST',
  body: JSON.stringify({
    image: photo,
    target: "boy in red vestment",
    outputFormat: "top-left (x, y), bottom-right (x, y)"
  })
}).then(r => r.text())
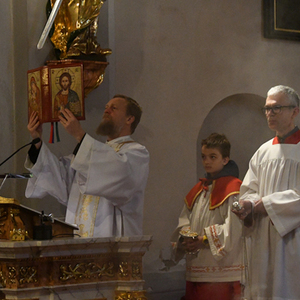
top-left (172, 133), bottom-right (243, 300)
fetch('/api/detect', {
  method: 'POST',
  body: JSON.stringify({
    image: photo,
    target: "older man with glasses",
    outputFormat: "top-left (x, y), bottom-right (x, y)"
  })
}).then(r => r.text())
top-left (233, 85), bottom-right (300, 300)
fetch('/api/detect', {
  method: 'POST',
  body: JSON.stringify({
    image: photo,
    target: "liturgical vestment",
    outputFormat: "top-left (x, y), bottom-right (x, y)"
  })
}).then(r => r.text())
top-left (172, 175), bottom-right (243, 283)
top-left (240, 131), bottom-right (300, 300)
top-left (25, 134), bottom-right (149, 237)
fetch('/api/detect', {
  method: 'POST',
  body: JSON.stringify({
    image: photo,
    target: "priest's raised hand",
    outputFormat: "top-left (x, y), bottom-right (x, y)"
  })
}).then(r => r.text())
top-left (59, 108), bottom-right (85, 143)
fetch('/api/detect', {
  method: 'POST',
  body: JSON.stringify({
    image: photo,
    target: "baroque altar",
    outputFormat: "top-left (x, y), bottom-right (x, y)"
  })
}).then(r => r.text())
top-left (0, 235), bottom-right (152, 300)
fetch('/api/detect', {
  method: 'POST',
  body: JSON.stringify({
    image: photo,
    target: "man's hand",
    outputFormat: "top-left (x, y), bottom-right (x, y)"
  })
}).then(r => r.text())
top-left (59, 108), bottom-right (86, 143)
top-left (232, 200), bottom-right (253, 220)
top-left (232, 199), bottom-right (267, 228)
top-left (28, 111), bottom-right (43, 149)
top-left (253, 199), bottom-right (267, 215)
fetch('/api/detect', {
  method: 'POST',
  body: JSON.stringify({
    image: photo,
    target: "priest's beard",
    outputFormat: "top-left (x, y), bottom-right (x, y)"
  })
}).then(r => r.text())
top-left (96, 118), bottom-right (118, 137)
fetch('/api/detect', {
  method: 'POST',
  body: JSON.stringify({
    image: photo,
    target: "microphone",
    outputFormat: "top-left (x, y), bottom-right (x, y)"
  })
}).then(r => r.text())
top-left (0, 138), bottom-right (41, 167)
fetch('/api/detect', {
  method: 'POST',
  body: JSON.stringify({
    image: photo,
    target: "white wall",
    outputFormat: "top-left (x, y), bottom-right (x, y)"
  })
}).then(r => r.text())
top-left (1, 1), bottom-right (300, 299)
top-left (110, 1), bottom-right (300, 298)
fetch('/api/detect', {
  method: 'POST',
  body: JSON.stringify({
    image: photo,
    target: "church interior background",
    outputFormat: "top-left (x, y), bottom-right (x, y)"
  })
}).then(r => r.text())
top-left (0, 1), bottom-right (300, 299)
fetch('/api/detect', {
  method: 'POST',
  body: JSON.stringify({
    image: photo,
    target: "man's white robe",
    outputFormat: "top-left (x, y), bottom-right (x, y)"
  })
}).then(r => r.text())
top-left (25, 134), bottom-right (149, 237)
top-left (240, 137), bottom-right (300, 300)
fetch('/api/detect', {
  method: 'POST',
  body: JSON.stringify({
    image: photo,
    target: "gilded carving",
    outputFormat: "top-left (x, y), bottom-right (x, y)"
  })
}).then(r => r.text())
top-left (10, 209), bottom-right (17, 229)
top-left (0, 267), bottom-right (6, 288)
top-left (20, 266), bottom-right (38, 285)
top-left (60, 262), bottom-right (114, 281)
top-left (8, 266), bottom-right (17, 284)
top-left (0, 196), bottom-right (19, 205)
top-left (10, 208), bottom-right (20, 216)
top-left (132, 261), bottom-right (142, 279)
top-left (0, 237), bottom-right (152, 296)
top-left (118, 262), bottom-right (129, 277)
top-left (0, 208), bottom-right (7, 220)
top-left (0, 208), bottom-right (7, 237)
top-left (8, 208), bottom-right (27, 241)
top-left (115, 291), bottom-right (147, 300)
top-left (10, 228), bottom-right (27, 241)
top-left (48, 0), bottom-right (111, 60)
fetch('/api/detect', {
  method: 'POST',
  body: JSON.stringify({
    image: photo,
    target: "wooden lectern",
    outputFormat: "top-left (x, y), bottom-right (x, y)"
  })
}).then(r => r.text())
top-left (0, 197), bottom-right (152, 300)
top-left (0, 196), bottom-right (77, 241)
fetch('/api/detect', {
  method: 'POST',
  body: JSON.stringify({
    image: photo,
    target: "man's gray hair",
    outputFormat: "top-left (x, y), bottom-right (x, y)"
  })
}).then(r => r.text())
top-left (267, 85), bottom-right (300, 107)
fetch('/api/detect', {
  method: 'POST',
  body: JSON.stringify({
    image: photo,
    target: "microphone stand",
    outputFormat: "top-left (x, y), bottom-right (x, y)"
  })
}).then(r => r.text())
top-left (0, 138), bottom-right (40, 191)
top-left (0, 173), bottom-right (33, 191)
top-left (0, 138), bottom-right (41, 167)
top-left (0, 174), bottom-right (9, 191)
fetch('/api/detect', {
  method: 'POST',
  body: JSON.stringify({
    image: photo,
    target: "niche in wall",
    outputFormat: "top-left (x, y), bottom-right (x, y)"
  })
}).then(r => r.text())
top-left (196, 93), bottom-right (274, 180)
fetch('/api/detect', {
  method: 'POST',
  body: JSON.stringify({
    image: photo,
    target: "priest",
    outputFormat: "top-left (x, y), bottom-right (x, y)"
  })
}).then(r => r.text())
top-left (25, 94), bottom-right (149, 238)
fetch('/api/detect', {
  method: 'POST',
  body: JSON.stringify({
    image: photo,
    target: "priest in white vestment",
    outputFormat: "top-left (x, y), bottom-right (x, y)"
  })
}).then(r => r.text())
top-left (25, 95), bottom-right (149, 238)
top-left (233, 85), bottom-right (300, 300)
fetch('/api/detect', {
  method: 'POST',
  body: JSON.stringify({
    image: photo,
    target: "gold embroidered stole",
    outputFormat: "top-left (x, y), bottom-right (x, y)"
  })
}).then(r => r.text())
top-left (75, 194), bottom-right (100, 237)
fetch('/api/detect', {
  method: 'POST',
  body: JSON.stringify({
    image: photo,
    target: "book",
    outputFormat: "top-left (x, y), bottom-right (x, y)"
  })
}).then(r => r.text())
top-left (27, 63), bottom-right (85, 123)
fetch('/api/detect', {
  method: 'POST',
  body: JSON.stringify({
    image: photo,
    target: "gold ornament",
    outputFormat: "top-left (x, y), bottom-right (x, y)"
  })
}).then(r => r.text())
top-left (49, 0), bottom-right (112, 60)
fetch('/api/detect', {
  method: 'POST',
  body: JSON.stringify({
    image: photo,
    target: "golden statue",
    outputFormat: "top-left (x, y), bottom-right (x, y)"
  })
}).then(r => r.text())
top-left (48, 0), bottom-right (112, 60)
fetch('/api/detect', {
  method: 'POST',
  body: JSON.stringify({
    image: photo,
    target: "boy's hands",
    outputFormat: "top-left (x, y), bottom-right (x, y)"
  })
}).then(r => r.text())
top-left (182, 235), bottom-right (206, 253)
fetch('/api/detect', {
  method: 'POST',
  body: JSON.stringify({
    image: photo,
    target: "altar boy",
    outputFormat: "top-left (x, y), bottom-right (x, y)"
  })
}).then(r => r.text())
top-left (172, 133), bottom-right (243, 300)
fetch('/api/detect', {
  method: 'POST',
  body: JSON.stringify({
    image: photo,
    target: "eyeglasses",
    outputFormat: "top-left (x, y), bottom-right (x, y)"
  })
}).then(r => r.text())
top-left (262, 105), bottom-right (295, 115)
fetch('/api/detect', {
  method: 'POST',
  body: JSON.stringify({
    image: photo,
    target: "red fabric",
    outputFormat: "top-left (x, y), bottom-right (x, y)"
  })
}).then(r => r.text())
top-left (184, 281), bottom-right (241, 300)
top-left (272, 129), bottom-right (300, 145)
top-left (184, 176), bottom-right (242, 210)
top-left (49, 122), bottom-right (54, 144)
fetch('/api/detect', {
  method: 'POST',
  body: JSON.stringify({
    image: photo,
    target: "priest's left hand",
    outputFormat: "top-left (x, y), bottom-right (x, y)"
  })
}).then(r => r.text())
top-left (59, 108), bottom-right (86, 143)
